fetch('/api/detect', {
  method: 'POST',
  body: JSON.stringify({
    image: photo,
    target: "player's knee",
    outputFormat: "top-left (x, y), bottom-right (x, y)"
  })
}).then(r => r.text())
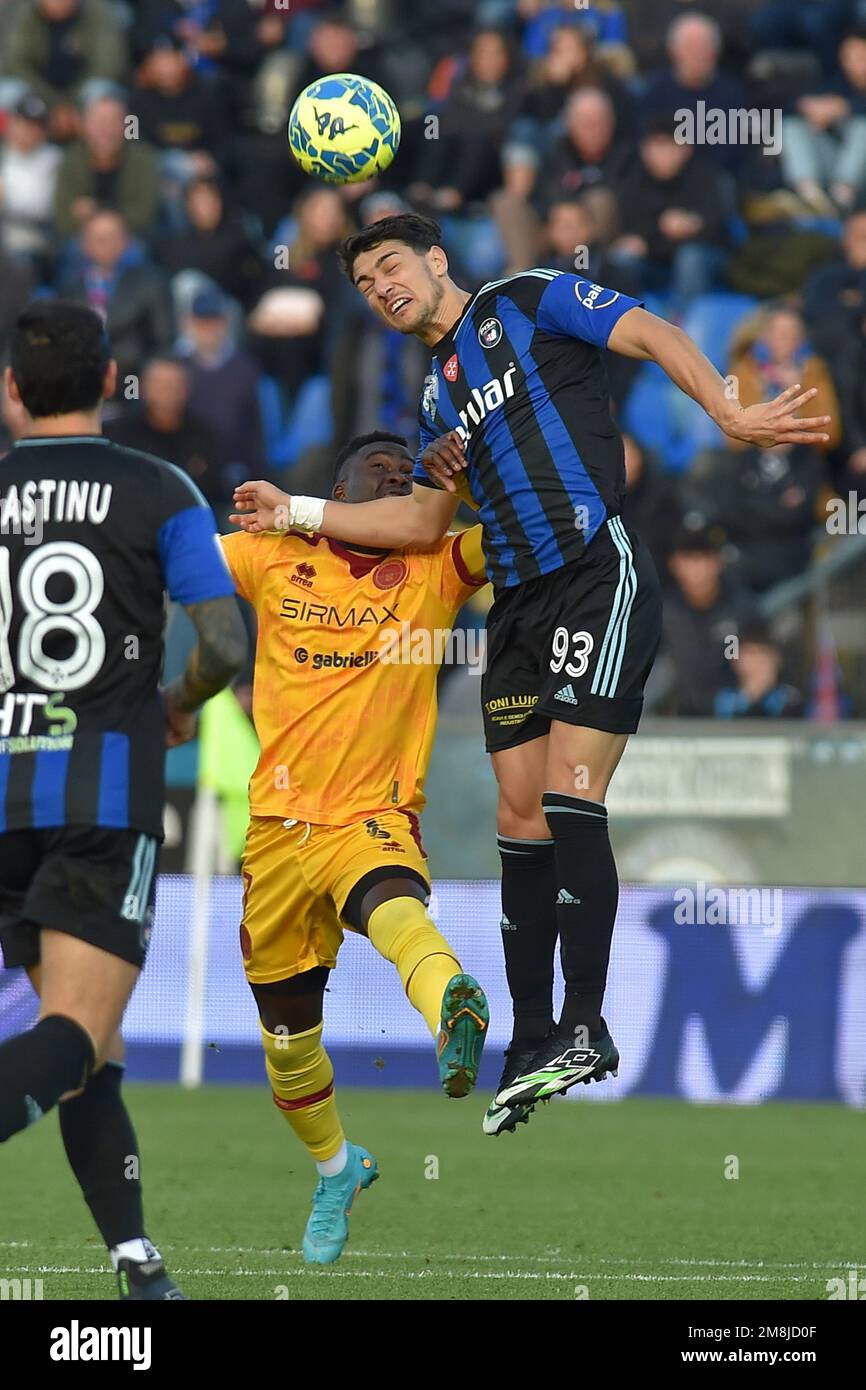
top-left (250, 970), bottom-right (327, 1036)
top-left (496, 797), bottom-right (548, 841)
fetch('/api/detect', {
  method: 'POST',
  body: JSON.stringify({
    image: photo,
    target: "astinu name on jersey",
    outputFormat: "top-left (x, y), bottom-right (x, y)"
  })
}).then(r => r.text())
top-left (0, 479), bottom-right (113, 527)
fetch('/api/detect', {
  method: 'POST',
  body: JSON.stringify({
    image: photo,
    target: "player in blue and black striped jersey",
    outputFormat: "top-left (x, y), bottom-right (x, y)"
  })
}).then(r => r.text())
top-left (0, 302), bottom-right (247, 1296)
top-left (232, 215), bottom-right (832, 1137)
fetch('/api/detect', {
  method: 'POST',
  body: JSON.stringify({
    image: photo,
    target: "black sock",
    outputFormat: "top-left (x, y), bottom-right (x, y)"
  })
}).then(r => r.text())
top-left (497, 836), bottom-right (559, 1047)
top-left (59, 1060), bottom-right (145, 1249)
top-left (542, 792), bottom-right (619, 1039)
top-left (0, 1015), bottom-right (94, 1142)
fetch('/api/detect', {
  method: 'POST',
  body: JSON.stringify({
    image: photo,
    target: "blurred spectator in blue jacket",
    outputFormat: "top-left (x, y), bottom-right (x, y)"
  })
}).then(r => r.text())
top-left (177, 287), bottom-right (266, 489)
top-left (59, 207), bottom-right (174, 390)
top-left (714, 619), bottom-right (804, 718)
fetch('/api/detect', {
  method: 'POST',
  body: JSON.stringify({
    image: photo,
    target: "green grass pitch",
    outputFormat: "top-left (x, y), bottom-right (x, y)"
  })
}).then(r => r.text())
top-left (2, 1085), bottom-right (861, 1301)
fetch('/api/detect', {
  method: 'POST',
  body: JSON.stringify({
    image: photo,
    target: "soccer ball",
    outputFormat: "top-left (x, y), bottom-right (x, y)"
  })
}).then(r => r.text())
top-left (288, 72), bottom-right (401, 185)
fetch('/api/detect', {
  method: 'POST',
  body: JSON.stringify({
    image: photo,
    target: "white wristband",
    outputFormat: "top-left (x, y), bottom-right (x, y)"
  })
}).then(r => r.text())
top-left (287, 495), bottom-right (326, 533)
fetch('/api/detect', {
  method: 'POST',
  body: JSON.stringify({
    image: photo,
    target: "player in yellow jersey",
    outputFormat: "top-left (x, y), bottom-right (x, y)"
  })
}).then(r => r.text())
top-left (220, 431), bottom-right (489, 1264)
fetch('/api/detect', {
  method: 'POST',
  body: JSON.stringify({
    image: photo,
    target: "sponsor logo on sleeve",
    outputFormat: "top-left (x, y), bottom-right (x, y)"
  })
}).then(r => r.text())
top-left (574, 281), bottom-right (620, 310)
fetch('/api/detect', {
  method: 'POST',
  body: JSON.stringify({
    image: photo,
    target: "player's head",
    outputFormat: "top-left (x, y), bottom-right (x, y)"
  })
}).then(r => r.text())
top-left (332, 431), bottom-right (414, 503)
top-left (340, 214), bottom-right (453, 337)
top-left (6, 300), bottom-right (116, 422)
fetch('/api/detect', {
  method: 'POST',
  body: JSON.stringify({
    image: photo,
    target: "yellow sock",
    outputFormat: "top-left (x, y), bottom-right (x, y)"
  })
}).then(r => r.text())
top-left (367, 897), bottom-right (460, 1035)
top-left (260, 1020), bottom-right (344, 1162)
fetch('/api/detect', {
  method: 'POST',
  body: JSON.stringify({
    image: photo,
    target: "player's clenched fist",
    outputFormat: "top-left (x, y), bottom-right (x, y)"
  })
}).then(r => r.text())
top-left (420, 430), bottom-right (467, 493)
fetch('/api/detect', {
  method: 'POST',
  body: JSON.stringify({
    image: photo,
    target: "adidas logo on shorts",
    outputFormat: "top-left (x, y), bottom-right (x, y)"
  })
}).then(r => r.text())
top-left (554, 683), bottom-right (579, 704)
top-left (556, 889), bottom-right (580, 905)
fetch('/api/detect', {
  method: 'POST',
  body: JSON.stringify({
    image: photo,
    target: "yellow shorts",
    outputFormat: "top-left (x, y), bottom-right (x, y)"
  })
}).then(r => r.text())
top-left (239, 810), bottom-right (431, 983)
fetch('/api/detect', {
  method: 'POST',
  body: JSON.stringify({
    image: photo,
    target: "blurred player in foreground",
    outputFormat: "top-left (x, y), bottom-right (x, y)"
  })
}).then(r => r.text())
top-left (0, 302), bottom-right (247, 1298)
top-left (221, 431), bottom-right (489, 1265)
top-left (232, 215), bottom-right (831, 1138)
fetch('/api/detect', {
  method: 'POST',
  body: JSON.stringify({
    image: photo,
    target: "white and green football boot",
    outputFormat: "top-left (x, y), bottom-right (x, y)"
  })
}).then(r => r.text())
top-left (482, 1043), bottom-right (537, 1135)
top-left (494, 1021), bottom-right (620, 1109)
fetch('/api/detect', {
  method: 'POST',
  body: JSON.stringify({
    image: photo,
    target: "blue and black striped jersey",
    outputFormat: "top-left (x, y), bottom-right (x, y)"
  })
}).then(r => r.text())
top-left (0, 436), bottom-right (235, 837)
top-left (413, 270), bottom-right (642, 588)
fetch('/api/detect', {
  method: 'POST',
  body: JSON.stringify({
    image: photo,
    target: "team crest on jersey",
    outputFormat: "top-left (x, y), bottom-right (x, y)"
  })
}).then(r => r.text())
top-left (478, 317), bottom-right (502, 348)
top-left (373, 558), bottom-right (407, 590)
top-left (443, 353), bottom-right (459, 382)
top-left (574, 281), bottom-right (620, 310)
top-left (421, 372), bottom-right (439, 416)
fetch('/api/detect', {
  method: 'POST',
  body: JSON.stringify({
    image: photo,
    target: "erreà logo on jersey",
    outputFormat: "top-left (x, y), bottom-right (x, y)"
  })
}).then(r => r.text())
top-left (455, 363), bottom-right (518, 442)
top-left (443, 354), bottom-right (459, 382)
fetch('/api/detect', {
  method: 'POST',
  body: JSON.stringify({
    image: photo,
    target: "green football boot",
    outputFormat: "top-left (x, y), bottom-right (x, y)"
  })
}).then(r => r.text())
top-left (436, 973), bottom-right (489, 1098)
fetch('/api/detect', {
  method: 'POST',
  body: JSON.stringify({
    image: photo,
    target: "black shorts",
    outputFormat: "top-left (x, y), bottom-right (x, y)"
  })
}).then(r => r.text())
top-left (0, 826), bottom-right (159, 971)
top-left (481, 518), bottom-right (662, 752)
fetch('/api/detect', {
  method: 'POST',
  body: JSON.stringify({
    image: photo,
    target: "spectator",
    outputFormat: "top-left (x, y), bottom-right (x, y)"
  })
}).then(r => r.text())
top-left (157, 177), bottom-right (264, 308)
top-left (0, 92), bottom-right (62, 267)
top-left (517, 21), bottom-right (635, 134)
top-left (131, 34), bottom-right (228, 162)
top-left (728, 305), bottom-right (841, 453)
top-left (714, 619), bottom-right (804, 718)
top-left (245, 185), bottom-right (347, 398)
top-left (750, 0), bottom-right (856, 78)
top-left (519, 2), bottom-right (629, 57)
top-left (802, 206), bottom-right (866, 370)
top-left (683, 442), bottom-right (823, 592)
top-left (278, 185), bottom-right (351, 322)
top-left (495, 85), bottom-right (631, 271)
top-left (131, 0), bottom-right (267, 108)
top-left (610, 120), bottom-right (731, 307)
top-left (177, 288), bottom-right (266, 488)
top-left (663, 521), bottom-right (758, 717)
top-left (531, 87), bottom-right (631, 210)
top-left (54, 94), bottom-right (161, 238)
top-left (105, 354), bottom-right (226, 505)
top-left (408, 28), bottom-right (524, 213)
top-left (781, 26), bottom-right (866, 215)
top-left (0, 248), bottom-right (36, 364)
top-left (59, 208), bottom-right (174, 389)
top-left (2, 0), bottom-right (127, 143)
top-left (295, 12), bottom-right (387, 92)
top-left (621, 432), bottom-right (678, 573)
top-left (833, 307), bottom-right (866, 497)
top-left (641, 11), bottom-right (748, 172)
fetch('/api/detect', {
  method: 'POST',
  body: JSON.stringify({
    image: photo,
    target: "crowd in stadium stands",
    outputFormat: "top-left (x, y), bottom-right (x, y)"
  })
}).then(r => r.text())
top-left (1, 0), bottom-right (865, 717)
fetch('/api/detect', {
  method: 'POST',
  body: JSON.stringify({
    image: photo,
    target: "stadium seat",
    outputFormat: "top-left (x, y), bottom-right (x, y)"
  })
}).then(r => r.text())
top-left (680, 291), bottom-right (758, 374)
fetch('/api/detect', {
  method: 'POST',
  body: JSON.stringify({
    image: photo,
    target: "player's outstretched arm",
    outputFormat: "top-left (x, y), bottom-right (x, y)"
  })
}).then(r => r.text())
top-left (162, 597), bottom-right (248, 746)
top-left (230, 478), bottom-right (458, 547)
top-left (607, 306), bottom-right (832, 449)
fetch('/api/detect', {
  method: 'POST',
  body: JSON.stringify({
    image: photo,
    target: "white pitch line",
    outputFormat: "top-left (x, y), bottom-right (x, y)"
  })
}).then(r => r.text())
top-left (6, 1265), bottom-right (826, 1284)
top-left (0, 1241), bottom-right (858, 1272)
